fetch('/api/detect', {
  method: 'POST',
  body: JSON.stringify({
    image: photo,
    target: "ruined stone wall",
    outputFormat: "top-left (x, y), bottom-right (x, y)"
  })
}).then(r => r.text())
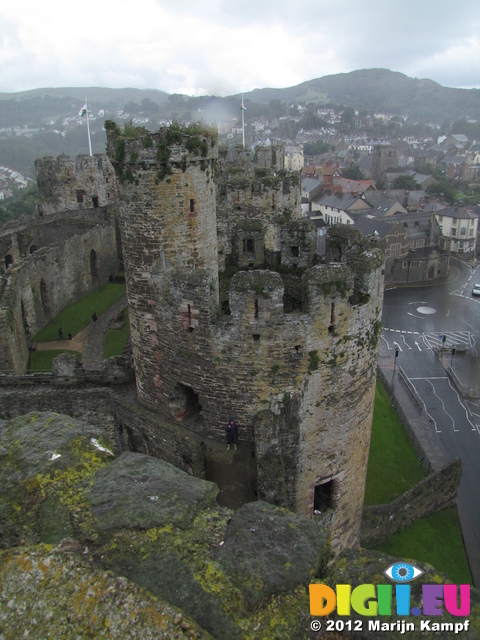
top-left (35, 154), bottom-right (116, 216)
top-left (361, 458), bottom-right (462, 547)
top-left (0, 383), bottom-right (214, 481)
top-left (0, 221), bottom-right (119, 373)
top-left (0, 209), bottom-right (113, 276)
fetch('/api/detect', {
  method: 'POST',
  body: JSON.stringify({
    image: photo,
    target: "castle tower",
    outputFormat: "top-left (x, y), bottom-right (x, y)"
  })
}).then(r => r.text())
top-left (35, 154), bottom-right (116, 216)
top-left (107, 122), bottom-right (384, 553)
top-left (372, 144), bottom-right (399, 182)
top-left (106, 122), bottom-right (219, 415)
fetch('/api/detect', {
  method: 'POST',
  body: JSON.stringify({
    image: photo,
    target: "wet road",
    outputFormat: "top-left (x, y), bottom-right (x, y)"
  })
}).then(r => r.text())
top-left (381, 259), bottom-right (480, 586)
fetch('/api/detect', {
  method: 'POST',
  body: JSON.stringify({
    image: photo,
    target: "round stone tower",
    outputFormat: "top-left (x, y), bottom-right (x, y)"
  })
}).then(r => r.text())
top-left (106, 122), bottom-right (219, 413)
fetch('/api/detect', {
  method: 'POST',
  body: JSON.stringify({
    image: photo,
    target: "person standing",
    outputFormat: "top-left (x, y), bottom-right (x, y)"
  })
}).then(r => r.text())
top-left (92, 312), bottom-right (97, 327)
top-left (225, 419), bottom-right (238, 451)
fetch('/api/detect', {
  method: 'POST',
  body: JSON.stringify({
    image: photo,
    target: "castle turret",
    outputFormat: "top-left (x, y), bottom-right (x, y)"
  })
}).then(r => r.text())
top-left (106, 122), bottom-right (219, 414)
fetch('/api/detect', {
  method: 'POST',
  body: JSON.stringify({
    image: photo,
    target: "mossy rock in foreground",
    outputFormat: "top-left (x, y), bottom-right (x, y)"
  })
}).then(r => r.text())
top-left (0, 411), bottom-right (115, 549)
top-left (217, 500), bottom-right (330, 607)
top-left (0, 544), bottom-right (212, 639)
top-left (87, 451), bottom-right (219, 532)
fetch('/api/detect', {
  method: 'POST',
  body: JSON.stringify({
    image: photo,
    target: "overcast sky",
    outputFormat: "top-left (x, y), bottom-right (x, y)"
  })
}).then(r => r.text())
top-left (1, 0), bottom-right (480, 96)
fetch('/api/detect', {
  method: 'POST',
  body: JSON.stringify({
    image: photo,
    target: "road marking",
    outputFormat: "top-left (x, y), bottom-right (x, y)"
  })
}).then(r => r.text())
top-left (383, 328), bottom-right (419, 335)
top-left (425, 379), bottom-right (457, 432)
top-left (447, 379), bottom-right (477, 432)
top-left (409, 378), bottom-right (441, 433)
top-left (414, 341), bottom-right (422, 351)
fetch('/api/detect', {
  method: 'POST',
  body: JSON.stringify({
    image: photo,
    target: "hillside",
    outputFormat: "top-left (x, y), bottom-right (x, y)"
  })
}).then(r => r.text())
top-left (0, 87), bottom-right (170, 127)
top-left (244, 68), bottom-right (480, 122)
top-left (1, 68), bottom-right (479, 180)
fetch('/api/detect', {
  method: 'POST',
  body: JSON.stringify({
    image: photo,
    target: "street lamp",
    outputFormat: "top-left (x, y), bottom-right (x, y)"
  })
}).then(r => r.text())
top-left (450, 347), bottom-right (456, 368)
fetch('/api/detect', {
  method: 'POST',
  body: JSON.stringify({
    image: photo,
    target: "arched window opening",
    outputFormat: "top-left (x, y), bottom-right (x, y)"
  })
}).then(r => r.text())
top-left (90, 249), bottom-right (98, 279)
top-left (40, 279), bottom-right (50, 314)
top-left (5, 254), bottom-right (14, 269)
top-left (175, 383), bottom-right (203, 423)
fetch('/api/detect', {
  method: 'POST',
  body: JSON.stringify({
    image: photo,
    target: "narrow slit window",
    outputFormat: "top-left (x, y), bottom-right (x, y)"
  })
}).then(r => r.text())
top-left (189, 199), bottom-right (195, 213)
top-left (254, 298), bottom-right (259, 318)
top-left (328, 303), bottom-right (335, 333)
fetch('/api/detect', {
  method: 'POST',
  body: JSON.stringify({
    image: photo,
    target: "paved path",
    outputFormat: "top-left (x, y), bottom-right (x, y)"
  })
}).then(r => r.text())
top-left (81, 295), bottom-right (128, 369)
top-left (33, 295), bottom-right (128, 370)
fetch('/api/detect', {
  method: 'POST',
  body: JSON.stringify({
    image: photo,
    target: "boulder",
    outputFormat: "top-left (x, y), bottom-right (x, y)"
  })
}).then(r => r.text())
top-left (218, 500), bottom-right (329, 606)
top-left (0, 411), bottom-right (114, 548)
top-left (87, 451), bottom-right (219, 532)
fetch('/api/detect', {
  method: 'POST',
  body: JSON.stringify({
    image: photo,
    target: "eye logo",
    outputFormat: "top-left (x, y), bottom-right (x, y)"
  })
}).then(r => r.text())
top-left (384, 562), bottom-right (424, 583)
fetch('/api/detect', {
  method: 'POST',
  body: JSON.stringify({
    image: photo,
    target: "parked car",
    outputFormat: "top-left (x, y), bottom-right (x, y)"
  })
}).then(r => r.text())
top-left (473, 283), bottom-right (480, 296)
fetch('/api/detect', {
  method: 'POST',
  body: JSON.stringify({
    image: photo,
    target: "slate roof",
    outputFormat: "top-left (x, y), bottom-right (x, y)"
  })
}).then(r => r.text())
top-left (313, 192), bottom-right (369, 211)
top-left (436, 206), bottom-right (480, 220)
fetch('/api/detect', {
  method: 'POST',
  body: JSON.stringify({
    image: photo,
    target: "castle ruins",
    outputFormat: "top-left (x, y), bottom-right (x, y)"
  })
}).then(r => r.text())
top-left (0, 122), bottom-right (385, 552)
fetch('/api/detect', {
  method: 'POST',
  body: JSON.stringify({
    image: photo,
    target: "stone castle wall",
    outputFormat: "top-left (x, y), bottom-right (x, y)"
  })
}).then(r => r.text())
top-left (35, 154), bottom-right (116, 216)
top-left (216, 145), bottom-right (302, 262)
top-left (0, 214), bottom-right (119, 373)
top-left (105, 123), bottom-right (220, 413)
top-left (361, 458), bottom-right (462, 547)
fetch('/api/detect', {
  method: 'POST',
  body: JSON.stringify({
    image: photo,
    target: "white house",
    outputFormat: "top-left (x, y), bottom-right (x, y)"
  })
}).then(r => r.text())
top-left (435, 206), bottom-right (479, 258)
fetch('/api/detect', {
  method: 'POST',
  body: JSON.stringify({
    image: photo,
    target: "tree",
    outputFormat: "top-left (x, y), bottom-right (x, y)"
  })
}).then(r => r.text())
top-left (342, 166), bottom-right (365, 180)
top-left (303, 140), bottom-right (333, 157)
top-left (426, 181), bottom-right (458, 205)
top-left (0, 185), bottom-right (38, 224)
top-left (268, 99), bottom-right (285, 119)
top-left (392, 175), bottom-right (420, 190)
top-left (339, 107), bottom-right (356, 132)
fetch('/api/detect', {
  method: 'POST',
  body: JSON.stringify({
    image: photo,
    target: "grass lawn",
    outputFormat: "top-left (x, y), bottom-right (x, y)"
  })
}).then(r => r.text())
top-left (365, 379), bottom-right (472, 584)
top-left (29, 350), bottom-right (81, 372)
top-left (373, 507), bottom-right (472, 584)
top-left (104, 312), bottom-right (130, 358)
top-left (364, 380), bottom-right (426, 506)
top-left (34, 283), bottom-right (126, 342)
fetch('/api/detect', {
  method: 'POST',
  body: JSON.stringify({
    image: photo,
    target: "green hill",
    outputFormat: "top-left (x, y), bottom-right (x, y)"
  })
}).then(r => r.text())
top-left (242, 68), bottom-right (480, 122)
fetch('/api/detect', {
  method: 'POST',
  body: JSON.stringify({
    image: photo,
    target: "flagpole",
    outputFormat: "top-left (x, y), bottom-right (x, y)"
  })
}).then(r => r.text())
top-left (241, 94), bottom-right (245, 148)
top-left (85, 98), bottom-right (92, 156)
